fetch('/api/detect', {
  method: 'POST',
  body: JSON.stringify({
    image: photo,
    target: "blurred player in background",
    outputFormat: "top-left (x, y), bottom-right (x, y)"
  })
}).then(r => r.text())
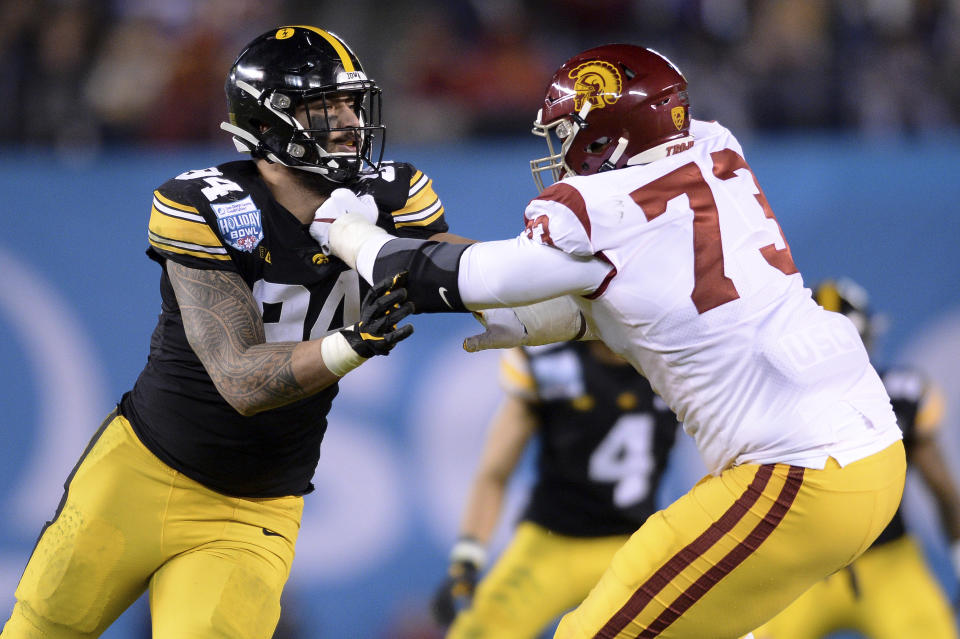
top-left (754, 277), bottom-right (960, 639)
top-left (318, 43), bottom-right (907, 638)
top-left (431, 341), bottom-right (680, 637)
top-left (0, 25), bottom-right (456, 639)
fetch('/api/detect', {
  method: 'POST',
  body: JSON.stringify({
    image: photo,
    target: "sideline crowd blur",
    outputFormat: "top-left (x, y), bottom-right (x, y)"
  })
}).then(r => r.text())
top-left (3, 0), bottom-right (958, 153)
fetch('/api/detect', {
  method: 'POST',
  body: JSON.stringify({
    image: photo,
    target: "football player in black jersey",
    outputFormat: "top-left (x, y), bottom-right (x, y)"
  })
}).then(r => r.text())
top-left (431, 341), bottom-right (681, 638)
top-left (1, 26), bottom-right (459, 639)
top-left (755, 278), bottom-right (960, 639)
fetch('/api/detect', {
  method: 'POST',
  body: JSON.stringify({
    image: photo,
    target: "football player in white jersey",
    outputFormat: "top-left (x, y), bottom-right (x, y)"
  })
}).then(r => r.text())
top-left (315, 45), bottom-right (906, 638)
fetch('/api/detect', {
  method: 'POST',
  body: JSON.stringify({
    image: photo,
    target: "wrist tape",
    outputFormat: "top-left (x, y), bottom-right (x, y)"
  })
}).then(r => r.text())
top-left (449, 538), bottom-right (487, 570)
top-left (320, 331), bottom-right (367, 377)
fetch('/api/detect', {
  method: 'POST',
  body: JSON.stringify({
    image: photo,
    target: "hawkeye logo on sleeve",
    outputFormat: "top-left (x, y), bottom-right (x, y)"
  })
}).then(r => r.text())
top-left (212, 196), bottom-right (263, 252)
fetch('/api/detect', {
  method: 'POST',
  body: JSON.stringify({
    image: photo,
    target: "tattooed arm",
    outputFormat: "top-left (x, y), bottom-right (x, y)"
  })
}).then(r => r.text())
top-left (166, 261), bottom-right (338, 416)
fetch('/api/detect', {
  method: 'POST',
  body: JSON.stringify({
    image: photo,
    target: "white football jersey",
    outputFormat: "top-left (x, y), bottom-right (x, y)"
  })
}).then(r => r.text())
top-left (521, 119), bottom-right (901, 474)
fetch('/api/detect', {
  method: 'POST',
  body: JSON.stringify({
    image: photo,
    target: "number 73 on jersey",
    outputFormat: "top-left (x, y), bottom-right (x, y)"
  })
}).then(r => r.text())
top-left (630, 148), bottom-right (799, 314)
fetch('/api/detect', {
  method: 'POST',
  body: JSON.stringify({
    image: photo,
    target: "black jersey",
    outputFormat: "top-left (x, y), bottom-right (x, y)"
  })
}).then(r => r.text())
top-left (871, 366), bottom-right (941, 546)
top-left (122, 160), bottom-right (448, 498)
top-left (508, 342), bottom-right (680, 537)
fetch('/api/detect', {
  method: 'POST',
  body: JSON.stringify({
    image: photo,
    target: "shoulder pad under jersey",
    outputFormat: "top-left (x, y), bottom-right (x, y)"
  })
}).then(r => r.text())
top-left (524, 182), bottom-right (594, 257)
top-left (358, 161), bottom-right (448, 237)
top-left (148, 161), bottom-right (263, 269)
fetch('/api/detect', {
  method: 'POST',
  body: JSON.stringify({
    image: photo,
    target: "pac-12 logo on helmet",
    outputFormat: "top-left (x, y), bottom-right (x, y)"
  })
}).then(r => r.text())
top-left (671, 106), bottom-right (685, 130)
top-left (569, 61), bottom-right (622, 112)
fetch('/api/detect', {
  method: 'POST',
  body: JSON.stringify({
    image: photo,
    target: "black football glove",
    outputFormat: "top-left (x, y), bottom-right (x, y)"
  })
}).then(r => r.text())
top-left (430, 559), bottom-right (480, 626)
top-left (341, 272), bottom-right (414, 357)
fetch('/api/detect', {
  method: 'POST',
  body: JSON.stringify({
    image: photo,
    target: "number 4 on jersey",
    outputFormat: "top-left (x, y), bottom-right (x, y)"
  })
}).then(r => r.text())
top-left (175, 167), bottom-right (244, 202)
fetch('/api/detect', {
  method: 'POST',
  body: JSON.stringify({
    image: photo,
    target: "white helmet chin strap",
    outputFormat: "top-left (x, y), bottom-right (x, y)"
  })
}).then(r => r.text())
top-left (597, 137), bottom-right (629, 172)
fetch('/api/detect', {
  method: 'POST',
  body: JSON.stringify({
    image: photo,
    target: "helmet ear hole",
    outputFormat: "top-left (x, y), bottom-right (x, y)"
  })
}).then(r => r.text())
top-left (585, 136), bottom-right (611, 154)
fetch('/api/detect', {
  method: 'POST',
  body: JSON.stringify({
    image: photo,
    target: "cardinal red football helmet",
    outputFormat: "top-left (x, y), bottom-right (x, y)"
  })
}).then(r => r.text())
top-left (531, 44), bottom-right (690, 191)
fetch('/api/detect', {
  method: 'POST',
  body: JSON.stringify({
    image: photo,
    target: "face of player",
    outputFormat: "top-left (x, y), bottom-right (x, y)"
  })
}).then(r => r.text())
top-left (295, 92), bottom-right (362, 155)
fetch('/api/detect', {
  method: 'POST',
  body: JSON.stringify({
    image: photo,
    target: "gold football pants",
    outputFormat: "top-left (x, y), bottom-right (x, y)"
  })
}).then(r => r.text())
top-left (1, 410), bottom-right (302, 639)
top-left (754, 534), bottom-right (958, 639)
top-left (553, 442), bottom-right (906, 639)
top-left (448, 521), bottom-right (629, 639)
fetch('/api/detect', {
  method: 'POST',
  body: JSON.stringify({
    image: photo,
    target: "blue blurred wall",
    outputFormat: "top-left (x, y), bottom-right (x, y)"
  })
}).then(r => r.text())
top-left (1, 136), bottom-right (958, 638)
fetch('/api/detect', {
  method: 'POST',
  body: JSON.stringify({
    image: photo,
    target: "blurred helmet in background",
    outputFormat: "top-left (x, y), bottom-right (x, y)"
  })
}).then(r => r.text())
top-left (221, 26), bottom-right (384, 185)
top-left (531, 44), bottom-right (689, 191)
top-left (814, 277), bottom-right (883, 352)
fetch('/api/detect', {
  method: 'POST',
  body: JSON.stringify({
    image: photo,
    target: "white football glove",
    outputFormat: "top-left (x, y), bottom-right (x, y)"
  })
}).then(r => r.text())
top-left (462, 308), bottom-right (527, 352)
top-left (463, 296), bottom-right (590, 352)
top-left (309, 188), bottom-right (379, 255)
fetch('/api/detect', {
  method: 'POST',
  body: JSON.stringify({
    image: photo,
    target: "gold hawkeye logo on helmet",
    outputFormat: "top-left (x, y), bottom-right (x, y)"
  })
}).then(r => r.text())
top-left (569, 61), bottom-right (622, 112)
top-left (275, 27), bottom-right (296, 40)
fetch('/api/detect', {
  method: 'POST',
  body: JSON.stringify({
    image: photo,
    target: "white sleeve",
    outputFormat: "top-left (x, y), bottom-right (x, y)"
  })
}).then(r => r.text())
top-left (457, 234), bottom-right (611, 309)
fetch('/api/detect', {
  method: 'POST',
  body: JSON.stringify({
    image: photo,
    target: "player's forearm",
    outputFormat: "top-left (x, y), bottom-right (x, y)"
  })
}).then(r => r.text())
top-left (458, 397), bottom-right (538, 543)
top-left (168, 261), bottom-right (341, 415)
top-left (458, 478), bottom-right (508, 545)
top-left (368, 237), bottom-right (607, 313)
top-left (331, 212), bottom-right (608, 313)
top-left (203, 340), bottom-right (341, 416)
top-left (229, 339), bottom-right (350, 414)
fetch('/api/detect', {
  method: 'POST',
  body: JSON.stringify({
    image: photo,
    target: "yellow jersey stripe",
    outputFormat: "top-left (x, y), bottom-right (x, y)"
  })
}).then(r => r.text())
top-left (392, 178), bottom-right (442, 220)
top-left (499, 349), bottom-right (537, 399)
top-left (149, 237), bottom-right (231, 261)
top-left (409, 170), bottom-right (428, 196)
top-left (294, 26), bottom-right (355, 72)
top-left (154, 190), bottom-right (200, 214)
top-left (148, 230), bottom-right (227, 254)
top-left (149, 205), bottom-right (222, 248)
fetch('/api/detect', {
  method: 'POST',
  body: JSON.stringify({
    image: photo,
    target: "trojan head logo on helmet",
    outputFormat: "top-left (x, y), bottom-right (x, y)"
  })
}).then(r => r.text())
top-left (531, 44), bottom-right (690, 191)
top-left (569, 61), bottom-right (622, 112)
top-left (221, 26), bottom-right (385, 187)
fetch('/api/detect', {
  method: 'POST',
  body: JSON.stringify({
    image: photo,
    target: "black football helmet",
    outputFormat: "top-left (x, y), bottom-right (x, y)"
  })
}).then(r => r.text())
top-left (813, 278), bottom-right (882, 350)
top-left (221, 26), bottom-right (384, 184)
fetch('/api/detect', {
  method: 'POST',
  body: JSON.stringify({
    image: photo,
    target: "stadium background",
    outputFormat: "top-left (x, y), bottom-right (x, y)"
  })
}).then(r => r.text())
top-left (1, 1), bottom-right (959, 637)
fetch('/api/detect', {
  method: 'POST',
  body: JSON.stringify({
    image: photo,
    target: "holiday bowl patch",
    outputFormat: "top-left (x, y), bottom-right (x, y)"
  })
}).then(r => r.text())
top-left (212, 196), bottom-right (263, 252)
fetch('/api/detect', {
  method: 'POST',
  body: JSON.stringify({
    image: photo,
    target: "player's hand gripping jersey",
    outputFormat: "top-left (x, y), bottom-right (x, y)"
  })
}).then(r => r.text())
top-left (123, 160), bottom-right (447, 497)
